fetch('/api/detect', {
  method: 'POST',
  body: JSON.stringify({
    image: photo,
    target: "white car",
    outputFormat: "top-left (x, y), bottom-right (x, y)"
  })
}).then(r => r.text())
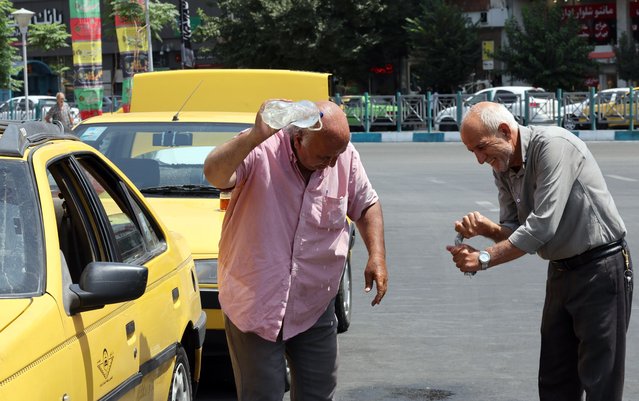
top-left (434, 86), bottom-right (558, 131)
top-left (0, 96), bottom-right (80, 125)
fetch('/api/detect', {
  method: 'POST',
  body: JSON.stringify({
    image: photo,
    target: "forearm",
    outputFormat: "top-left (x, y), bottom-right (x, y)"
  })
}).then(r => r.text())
top-left (203, 128), bottom-right (261, 189)
top-left (485, 238), bottom-right (526, 268)
top-left (485, 222), bottom-right (514, 243)
top-left (354, 202), bottom-right (386, 259)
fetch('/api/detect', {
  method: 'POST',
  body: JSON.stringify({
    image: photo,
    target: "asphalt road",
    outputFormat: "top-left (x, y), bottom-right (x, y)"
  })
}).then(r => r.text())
top-left (197, 140), bottom-right (639, 401)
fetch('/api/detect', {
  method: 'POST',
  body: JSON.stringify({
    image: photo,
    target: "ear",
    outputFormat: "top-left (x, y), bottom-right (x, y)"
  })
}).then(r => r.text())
top-left (499, 122), bottom-right (512, 139)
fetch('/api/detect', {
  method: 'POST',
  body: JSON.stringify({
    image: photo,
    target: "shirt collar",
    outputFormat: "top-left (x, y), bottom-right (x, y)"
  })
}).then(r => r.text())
top-left (518, 124), bottom-right (532, 167)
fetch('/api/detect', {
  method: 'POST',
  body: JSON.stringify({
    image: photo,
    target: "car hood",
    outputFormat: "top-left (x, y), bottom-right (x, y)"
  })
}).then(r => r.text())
top-left (0, 299), bottom-right (31, 333)
top-left (146, 197), bottom-right (224, 258)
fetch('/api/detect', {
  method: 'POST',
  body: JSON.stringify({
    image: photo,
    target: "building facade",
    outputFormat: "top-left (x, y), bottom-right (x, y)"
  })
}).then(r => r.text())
top-left (456, 0), bottom-right (637, 89)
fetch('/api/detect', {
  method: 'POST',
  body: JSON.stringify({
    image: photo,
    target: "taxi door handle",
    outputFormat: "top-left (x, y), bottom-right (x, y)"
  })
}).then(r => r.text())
top-left (125, 320), bottom-right (135, 338)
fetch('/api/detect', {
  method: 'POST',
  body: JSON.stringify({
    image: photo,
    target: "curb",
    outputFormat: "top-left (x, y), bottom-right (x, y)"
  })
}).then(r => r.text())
top-left (350, 130), bottom-right (639, 143)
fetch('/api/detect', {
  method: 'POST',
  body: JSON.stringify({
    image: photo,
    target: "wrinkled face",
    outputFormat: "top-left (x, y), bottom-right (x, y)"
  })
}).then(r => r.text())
top-left (294, 131), bottom-right (347, 171)
top-left (462, 129), bottom-right (514, 173)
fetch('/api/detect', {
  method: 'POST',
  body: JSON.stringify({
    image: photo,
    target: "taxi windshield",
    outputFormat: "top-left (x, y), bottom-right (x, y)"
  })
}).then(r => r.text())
top-left (0, 160), bottom-right (44, 297)
top-left (75, 122), bottom-right (251, 194)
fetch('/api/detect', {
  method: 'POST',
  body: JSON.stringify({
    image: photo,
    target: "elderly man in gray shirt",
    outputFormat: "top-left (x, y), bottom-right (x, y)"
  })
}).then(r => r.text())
top-left (446, 101), bottom-right (632, 401)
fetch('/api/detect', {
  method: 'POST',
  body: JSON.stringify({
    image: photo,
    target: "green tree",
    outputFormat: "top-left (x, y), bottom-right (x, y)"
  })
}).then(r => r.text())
top-left (192, 0), bottom-right (386, 92)
top-left (27, 23), bottom-right (71, 92)
top-left (495, 2), bottom-right (594, 91)
top-left (615, 32), bottom-right (639, 86)
top-left (405, 0), bottom-right (480, 93)
top-left (0, 0), bottom-right (20, 91)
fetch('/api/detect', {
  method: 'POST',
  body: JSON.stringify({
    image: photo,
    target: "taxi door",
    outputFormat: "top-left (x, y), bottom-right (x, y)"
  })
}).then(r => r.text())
top-left (42, 149), bottom-right (142, 400)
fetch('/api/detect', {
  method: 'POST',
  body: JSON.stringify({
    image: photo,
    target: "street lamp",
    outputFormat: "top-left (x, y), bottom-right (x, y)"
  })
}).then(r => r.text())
top-left (12, 8), bottom-right (35, 119)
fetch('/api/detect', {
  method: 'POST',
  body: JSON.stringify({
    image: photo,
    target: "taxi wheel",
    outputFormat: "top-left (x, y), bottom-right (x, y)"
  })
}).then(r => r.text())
top-left (168, 346), bottom-right (193, 401)
top-left (335, 258), bottom-right (352, 333)
top-left (562, 116), bottom-right (576, 131)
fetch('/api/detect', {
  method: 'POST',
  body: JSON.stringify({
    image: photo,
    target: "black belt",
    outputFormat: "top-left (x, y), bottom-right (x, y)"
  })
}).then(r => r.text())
top-left (550, 239), bottom-right (625, 271)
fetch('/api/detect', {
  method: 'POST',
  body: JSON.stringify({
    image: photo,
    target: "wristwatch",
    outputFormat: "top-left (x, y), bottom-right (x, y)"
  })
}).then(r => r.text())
top-left (478, 250), bottom-right (491, 270)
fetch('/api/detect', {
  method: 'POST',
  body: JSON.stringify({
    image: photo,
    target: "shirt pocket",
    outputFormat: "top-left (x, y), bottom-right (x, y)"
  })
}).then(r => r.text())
top-left (316, 196), bottom-right (347, 230)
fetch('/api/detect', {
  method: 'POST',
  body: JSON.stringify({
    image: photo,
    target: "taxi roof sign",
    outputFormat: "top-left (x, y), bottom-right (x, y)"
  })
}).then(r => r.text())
top-left (129, 69), bottom-right (332, 114)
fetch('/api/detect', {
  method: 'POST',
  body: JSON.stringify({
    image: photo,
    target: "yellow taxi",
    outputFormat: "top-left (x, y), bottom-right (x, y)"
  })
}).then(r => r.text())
top-left (73, 69), bottom-right (355, 362)
top-left (0, 121), bottom-right (205, 400)
top-left (577, 87), bottom-right (639, 129)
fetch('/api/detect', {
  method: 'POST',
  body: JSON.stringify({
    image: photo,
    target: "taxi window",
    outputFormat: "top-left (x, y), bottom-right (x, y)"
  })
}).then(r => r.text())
top-left (75, 155), bottom-right (165, 264)
top-left (0, 161), bottom-right (44, 296)
top-left (47, 154), bottom-right (166, 279)
top-left (75, 122), bottom-right (251, 191)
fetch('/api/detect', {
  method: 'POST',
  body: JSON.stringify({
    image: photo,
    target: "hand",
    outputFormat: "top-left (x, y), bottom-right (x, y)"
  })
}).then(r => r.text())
top-left (454, 211), bottom-right (493, 241)
top-left (249, 99), bottom-right (287, 144)
top-left (364, 255), bottom-right (387, 306)
top-left (445, 243), bottom-right (480, 275)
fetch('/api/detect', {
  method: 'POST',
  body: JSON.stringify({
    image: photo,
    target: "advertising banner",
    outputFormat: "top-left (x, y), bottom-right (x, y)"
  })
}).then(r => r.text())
top-left (179, 0), bottom-right (195, 68)
top-left (69, 0), bottom-right (103, 120)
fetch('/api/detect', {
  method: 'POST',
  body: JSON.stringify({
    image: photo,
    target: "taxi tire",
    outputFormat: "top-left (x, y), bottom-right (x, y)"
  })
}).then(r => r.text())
top-left (335, 258), bottom-right (352, 333)
top-left (168, 345), bottom-right (193, 401)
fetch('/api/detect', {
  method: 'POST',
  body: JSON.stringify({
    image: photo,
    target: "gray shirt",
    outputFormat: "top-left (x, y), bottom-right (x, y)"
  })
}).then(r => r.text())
top-left (495, 125), bottom-right (626, 260)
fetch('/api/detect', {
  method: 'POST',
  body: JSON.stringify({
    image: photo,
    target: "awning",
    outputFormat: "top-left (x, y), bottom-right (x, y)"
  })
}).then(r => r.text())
top-left (588, 51), bottom-right (615, 59)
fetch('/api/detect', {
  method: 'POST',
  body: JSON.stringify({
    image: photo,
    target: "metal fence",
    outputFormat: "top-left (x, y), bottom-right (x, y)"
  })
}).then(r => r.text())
top-left (334, 88), bottom-right (639, 132)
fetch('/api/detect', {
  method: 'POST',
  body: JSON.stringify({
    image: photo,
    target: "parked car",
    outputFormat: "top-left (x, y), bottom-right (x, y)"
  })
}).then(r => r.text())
top-left (434, 86), bottom-right (557, 131)
top-left (73, 70), bottom-right (356, 364)
top-left (340, 96), bottom-right (398, 131)
top-left (567, 87), bottom-right (639, 129)
top-left (0, 96), bottom-right (81, 125)
top-left (0, 120), bottom-right (206, 400)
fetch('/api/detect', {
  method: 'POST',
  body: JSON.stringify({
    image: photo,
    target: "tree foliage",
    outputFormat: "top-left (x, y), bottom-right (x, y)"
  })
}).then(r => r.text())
top-left (108, 0), bottom-right (177, 42)
top-left (0, 0), bottom-right (20, 90)
top-left (28, 22), bottom-right (70, 52)
top-left (192, 0), bottom-right (388, 90)
top-left (615, 32), bottom-right (639, 86)
top-left (405, 0), bottom-right (480, 93)
top-left (495, 2), bottom-right (594, 91)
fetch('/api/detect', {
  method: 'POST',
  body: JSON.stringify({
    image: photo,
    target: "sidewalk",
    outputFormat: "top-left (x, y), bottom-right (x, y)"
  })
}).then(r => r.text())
top-left (350, 130), bottom-right (639, 143)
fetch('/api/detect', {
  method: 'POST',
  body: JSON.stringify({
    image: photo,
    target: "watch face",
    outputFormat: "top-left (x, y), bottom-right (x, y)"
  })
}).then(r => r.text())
top-left (479, 251), bottom-right (490, 263)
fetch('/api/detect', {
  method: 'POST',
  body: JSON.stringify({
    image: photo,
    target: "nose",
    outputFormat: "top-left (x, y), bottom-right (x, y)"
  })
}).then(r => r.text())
top-left (474, 151), bottom-right (486, 164)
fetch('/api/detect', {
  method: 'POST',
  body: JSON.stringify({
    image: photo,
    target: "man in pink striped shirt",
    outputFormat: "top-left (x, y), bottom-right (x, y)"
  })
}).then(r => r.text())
top-left (204, 100), bottom-right (387, 401)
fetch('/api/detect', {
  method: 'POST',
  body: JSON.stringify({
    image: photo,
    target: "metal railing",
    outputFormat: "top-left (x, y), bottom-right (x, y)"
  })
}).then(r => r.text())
top-left (334, 88), bottom-right (639, 132)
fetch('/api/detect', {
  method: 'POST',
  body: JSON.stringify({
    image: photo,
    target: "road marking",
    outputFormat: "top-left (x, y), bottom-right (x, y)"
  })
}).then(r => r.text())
top-left (606, 174), bottom-right (637, 182)
top-left (475, 200), bottom-right (500, 212)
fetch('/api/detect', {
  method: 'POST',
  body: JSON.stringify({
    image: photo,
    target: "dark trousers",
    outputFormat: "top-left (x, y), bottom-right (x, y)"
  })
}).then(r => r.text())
top-left (224, 302), bottom-right (338, 401)
top-left (539, 244), bottom-right (633, 401)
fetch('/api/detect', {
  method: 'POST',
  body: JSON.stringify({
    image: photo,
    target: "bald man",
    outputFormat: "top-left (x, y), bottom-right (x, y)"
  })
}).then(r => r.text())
top-left (204, 100), bottom-right (387, 401)
top-left (447, 101), bottom-right (632, 401)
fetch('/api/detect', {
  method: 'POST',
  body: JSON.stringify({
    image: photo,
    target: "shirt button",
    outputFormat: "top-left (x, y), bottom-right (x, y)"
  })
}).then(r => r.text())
top-left (516, 198), bottom-right (520, 203)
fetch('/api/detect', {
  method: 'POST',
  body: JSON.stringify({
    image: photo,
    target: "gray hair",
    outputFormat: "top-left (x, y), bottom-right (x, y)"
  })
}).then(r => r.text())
top-left (284, 125), bottom-right (313, 146)
top-left (465, 102), bottom-right (518, 135)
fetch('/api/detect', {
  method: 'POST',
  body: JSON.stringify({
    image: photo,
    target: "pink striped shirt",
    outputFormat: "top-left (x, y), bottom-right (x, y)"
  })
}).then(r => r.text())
top-left (218, 130), bottom-right (378, 341)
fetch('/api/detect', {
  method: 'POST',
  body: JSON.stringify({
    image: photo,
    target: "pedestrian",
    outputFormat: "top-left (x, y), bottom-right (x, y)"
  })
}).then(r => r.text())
top-left (45, 92), bottom-right (74, 132)
top-left (203, 99), bottom-right (388, 401)
top-left (446, 101), bottom-right (633, 401)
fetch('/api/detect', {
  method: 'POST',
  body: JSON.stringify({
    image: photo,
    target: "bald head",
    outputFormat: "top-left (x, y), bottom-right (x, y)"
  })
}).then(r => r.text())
top-left (313, 100), bottom-right (350, 147)
top-left (289, 100), bottom-right (351, 172)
